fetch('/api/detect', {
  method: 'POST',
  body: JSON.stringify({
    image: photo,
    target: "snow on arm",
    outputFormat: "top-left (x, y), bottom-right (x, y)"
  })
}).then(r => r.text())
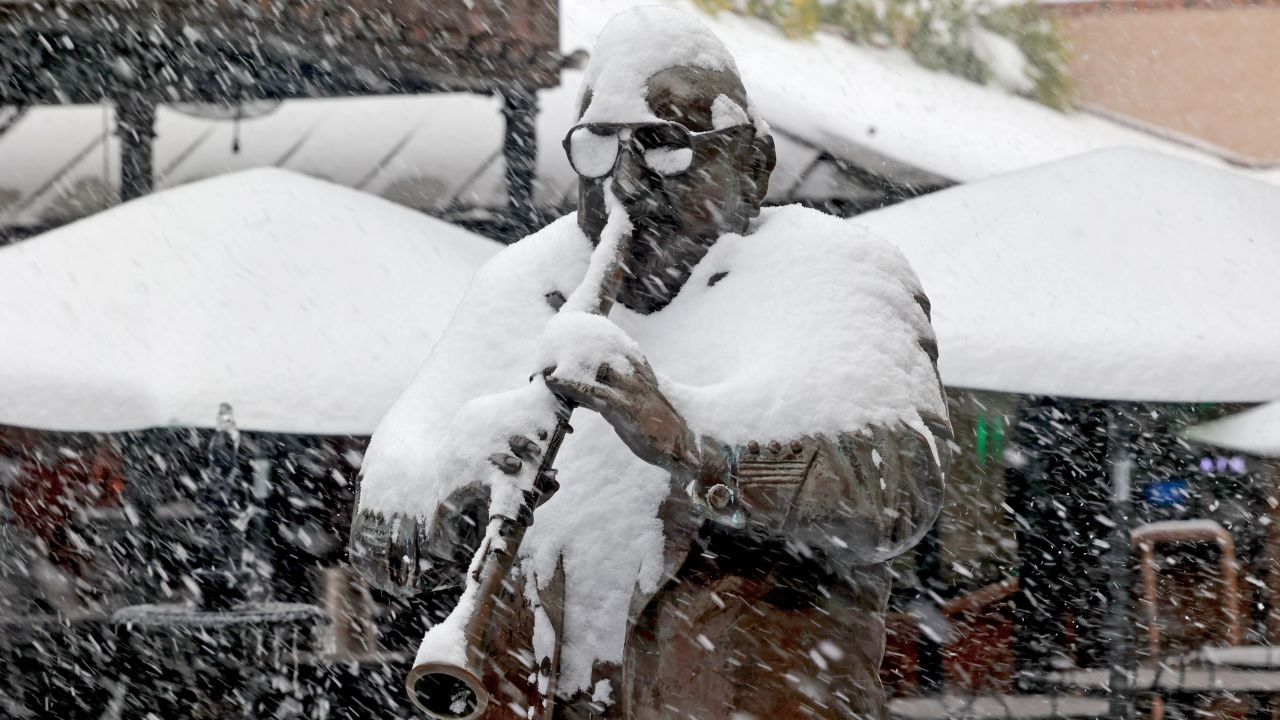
top-left (357, 216), bottom-right (592, 521)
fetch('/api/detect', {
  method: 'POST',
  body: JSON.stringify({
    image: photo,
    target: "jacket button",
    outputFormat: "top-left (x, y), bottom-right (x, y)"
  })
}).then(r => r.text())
top-left (706, 484), bottom-right (734, 510)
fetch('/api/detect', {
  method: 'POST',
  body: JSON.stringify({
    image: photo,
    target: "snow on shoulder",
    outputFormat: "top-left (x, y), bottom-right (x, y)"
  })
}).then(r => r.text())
top-left (857, 148), bottom-right (1280, 403)
top-left (0, 168), bottom-right (500, 434)
top-left (650, 204), bottom-right (944, 445)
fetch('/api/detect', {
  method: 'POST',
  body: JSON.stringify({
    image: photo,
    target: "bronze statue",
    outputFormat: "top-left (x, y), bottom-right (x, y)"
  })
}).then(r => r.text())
top-left (351, 7), bottom-right (950, 719)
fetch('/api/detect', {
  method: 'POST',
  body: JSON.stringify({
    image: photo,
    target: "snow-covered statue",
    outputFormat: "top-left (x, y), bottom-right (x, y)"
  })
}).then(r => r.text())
top-left (351, 7), bottom-right (950, 720)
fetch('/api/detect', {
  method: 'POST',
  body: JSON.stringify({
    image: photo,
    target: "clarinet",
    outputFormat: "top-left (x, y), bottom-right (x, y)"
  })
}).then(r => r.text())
top-left (405, 203), bottom-right (635, 720)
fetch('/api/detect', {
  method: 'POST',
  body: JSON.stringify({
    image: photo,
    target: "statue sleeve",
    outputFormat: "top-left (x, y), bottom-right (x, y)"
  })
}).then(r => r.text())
top-left (349, 483), bottom-right (489, 596)
top-left (727, 287), bottom-right (951, 567)
top-left (350, 218), bottom-right (585, 595)
top-left (725, 417), bottom-right (949, 569)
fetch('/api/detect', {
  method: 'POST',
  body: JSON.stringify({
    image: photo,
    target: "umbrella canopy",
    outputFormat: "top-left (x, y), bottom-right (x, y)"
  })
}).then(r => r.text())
top-left (1185, 403), bottom-right (1280, 457)
top-left (855, 148), bottom-right (1280, 403)
top-left (0, 169), bottom-right (501, 435)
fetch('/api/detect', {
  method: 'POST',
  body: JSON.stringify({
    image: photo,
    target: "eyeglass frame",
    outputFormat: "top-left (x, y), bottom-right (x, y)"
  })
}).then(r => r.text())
top-left (561, 121), bottom-right (755, 179)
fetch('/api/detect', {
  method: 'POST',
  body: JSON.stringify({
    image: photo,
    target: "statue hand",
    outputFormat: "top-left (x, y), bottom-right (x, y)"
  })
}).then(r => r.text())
top-left (349, 483), bottom-right (491, 596)
top-left (349, 505), bottom-right (426, 596)
top-left (484, 432), bottom-right (547, 481)
top-left (543, 353), bottom-right (699, 479)
top-left (350, 387), bottom-right (561, 595)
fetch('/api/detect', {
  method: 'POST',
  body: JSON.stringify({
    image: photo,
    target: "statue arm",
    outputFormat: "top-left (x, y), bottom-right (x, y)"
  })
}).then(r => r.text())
top-left (695, 418), bottom-right (949, 567)
top-left (350, 483), bottom-right (489, 596)
top-left (543, 284), bottom-right (951, 567)
top-left (691, 289), bottom-right (951, 567)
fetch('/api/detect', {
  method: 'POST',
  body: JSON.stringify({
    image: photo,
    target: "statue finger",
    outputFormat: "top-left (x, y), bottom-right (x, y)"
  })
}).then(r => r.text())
top-left (544, 375), bottom-right (612, 410)
top-left (488, 453), bottom-right (523, 475)
top-left (631, 354), bottom-right (660, 384)
top-left (509, 435), bottom-right (542, 461)
top-left (595, 362), bottom-right (614, 385)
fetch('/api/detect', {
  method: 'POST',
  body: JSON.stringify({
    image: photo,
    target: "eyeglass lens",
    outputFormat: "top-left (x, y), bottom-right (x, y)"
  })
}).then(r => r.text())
top-left (567, 126), bottom-right (619, 179)
top-left (567, 124), bottom-right (696, 178)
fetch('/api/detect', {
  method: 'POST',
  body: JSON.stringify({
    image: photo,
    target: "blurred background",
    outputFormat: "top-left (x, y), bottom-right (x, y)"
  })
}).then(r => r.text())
top-left (0, 0), bottom-right (1276, 718)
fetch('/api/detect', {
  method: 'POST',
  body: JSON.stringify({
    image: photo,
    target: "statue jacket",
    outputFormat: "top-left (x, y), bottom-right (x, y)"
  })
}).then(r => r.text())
top-left (351, 206), bottom-right (951, 719)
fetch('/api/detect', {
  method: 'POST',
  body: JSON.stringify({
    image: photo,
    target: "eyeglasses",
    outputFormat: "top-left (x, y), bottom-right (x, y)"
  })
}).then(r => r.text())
top-left (562, 122), bottom-right (753, 179)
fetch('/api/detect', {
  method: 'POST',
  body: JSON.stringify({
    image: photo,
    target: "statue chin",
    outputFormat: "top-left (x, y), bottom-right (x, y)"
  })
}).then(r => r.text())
top-left (616, 280), bottom-right (676, 315)
top-left (615, 228), bottom-right (714, 315)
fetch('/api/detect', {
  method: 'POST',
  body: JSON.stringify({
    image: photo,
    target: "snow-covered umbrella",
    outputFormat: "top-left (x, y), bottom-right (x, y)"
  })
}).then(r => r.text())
top-left (856, 147), bottom-right (1280, 714)
top-left (0, 168), bottom-right (501, 435)
top-left (1186, 402), bottom-right (1280, 458)
top-left (856, 147), bottom-right (1280, 403)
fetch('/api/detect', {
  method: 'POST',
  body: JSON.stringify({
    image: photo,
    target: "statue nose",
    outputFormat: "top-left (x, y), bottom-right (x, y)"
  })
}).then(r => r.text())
top-left (610, 145), bottom-right (654, 206)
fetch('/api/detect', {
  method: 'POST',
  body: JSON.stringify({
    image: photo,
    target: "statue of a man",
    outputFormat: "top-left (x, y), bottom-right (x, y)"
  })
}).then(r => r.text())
top-left (352, 7), bottom-right (950, 719)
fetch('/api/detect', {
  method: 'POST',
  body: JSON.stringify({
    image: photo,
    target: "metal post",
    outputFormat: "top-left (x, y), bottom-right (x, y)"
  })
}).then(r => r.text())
top-left (115, 94), bottom-right (156, 202)
top-left (246, 448), bottom-right (274, 603)
top-left (1106, 403), bottom-right (1137, 720)
top-left (501, 85), bottom-right (539, 236)
top-left (1008, 397), bottom-right (1053, 691)
top-left (916, 524), bottom-right (945, 694)
top-left (1265, 459), bottom-right (1280, 644)
top-left (196, 403), bottom-right (249, 611)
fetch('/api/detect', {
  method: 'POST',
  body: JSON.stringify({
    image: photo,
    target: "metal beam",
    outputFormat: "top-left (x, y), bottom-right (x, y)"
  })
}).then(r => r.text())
top-left (1105, 404), bottom-right (1138, 720)
top-left (501, 86), bottom-right (539, 234)
top-left (0, 1), bottom-right (562, 106)
top-left (116, 95), bottom-right (155, 202)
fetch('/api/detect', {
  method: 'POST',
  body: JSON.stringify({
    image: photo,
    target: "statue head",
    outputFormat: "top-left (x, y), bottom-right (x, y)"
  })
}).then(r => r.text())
top-left (570, 7), bottom-right (776, 313)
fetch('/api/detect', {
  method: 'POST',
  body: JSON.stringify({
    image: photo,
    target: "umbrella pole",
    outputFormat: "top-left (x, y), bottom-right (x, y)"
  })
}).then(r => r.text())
top-left (1106, 403), bottom-right (1137, 720)
top-left (1264, 459), bottom-right (1280, 644)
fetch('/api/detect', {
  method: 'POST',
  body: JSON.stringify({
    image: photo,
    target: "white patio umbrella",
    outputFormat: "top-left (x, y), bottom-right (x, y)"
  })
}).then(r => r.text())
top-left (0, 168), bottom-right (501, 435)
top-left (856, 147), bottom-right (1280, 403)
top-left (1186, 402), bottom-right (1280, 458)
top-left (856, 147), bottom-right (1280, 713)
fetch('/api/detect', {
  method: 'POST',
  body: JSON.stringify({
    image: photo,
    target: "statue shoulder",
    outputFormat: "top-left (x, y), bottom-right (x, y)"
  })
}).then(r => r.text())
top-left (468, 214), bottom-right (592, 296)
top-left (355, 216), bottom-right (588, 526)
top-left (748, 205), bottom-right (927, 295)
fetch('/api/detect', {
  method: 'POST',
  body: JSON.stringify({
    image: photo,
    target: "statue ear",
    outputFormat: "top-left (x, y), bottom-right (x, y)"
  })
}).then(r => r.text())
top-left (743, 133), bottom-right (777, 213)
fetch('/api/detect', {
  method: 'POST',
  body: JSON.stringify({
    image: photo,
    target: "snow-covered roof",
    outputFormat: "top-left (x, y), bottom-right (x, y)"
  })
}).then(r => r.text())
top-left (2, 1), bottom-right (1274, 228)
top-left (1185, 403), bottom-right (1280, 457)
top-left (855, 148), bottom-right (1280, 403)
top-left (0, 168), bottom-right (501, 435)
top-left (561, 0), bottom-right (1280, 187)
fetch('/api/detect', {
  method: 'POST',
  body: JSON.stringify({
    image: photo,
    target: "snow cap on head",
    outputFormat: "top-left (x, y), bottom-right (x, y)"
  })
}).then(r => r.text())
top-left (579, 6), bottom-right (754, 127)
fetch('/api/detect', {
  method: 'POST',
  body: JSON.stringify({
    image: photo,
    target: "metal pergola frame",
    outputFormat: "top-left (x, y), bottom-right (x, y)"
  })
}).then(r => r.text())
top-left (0, 0), bottom-right (561, 231)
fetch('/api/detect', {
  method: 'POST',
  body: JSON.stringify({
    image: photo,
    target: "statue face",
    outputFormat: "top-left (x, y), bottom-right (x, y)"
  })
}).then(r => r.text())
top-left (575, 65), bottom-right (776, 314)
